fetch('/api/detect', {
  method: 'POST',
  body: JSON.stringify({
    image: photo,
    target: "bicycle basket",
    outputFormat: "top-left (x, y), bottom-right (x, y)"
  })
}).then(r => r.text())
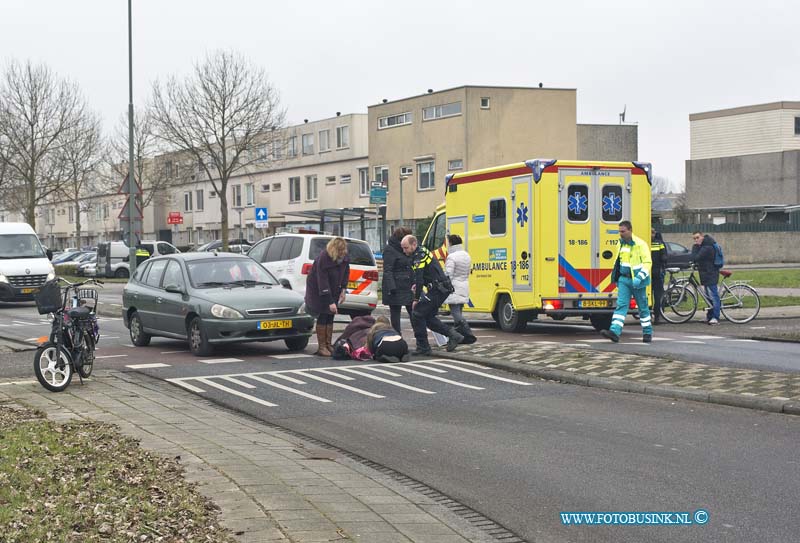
top-left (77, 288), bottom-right (99, 310)
top-left (35, 280), bottom-right (63, 315)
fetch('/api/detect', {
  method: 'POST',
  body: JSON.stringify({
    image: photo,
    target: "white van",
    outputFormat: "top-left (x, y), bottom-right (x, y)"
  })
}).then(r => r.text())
top-left (0, 223), bottom-right (56, 302)
top-left (97, 240), bottom-right (180, 278)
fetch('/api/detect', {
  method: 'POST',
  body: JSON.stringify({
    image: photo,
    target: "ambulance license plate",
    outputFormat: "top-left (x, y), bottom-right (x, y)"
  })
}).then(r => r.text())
top-left (347, 281), bottom-right (358, 289)
top-left (21, 288), bottom-right (38, 294)
top-left (258, 320), bottom-right (291, 330)
top-left (579, 300), bottom-right (609, 308)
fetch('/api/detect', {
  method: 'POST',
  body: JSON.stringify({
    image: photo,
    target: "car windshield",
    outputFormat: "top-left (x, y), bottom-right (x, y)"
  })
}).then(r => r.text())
top-left (0, 234), bottom-right (47, 259)
top-left (186, 258), bottom-right (279, 288)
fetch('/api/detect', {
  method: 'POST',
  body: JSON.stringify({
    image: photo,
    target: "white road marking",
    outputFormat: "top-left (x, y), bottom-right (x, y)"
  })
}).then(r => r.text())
top-left (166, 378), bottom-right (206, 393)
top-left (392, 365), bottom-right (484, 390)
top-left (126, 363), bottom-right (170, 369)
top-left (338, 367), bottom-right (436, 394)
top-left (362, 367), bottom-right (404, 377)
top-left (271, 373), bottom-right (307, 384)
top-left (730, 339), bottom-right (760, 343)
top-left (533, 341), bottom-right (560, 344)
top-left (12, 320), bottom-right (37, 325)
top-left (423, 361), bottom-right (534, 385)
top-left (246, 375), bottom-right (332, 402)
top-left (24, 337), bottom-right (41, 342)
top-left (160, 350), bottom-right (189, 354)
top-left (750, 326), bottom-right (766, 329)
top-left (99, 335), bottom-right (119, 339)
top-left (407, 363), bottom-right (447, 374)
top-left (676, 340), bottom-right (705, 344)
top-left (651, 337), bottom-right (674, 341)
top-left (475, 335), bottom-right (496, 338)
top-left (220, 376), bottom-right (257, 389)
top-left (311, 368), bottom-right (355, 381)
top-left (95, 354), bottom-right (128, 359)
top-left (580, 339), bottom-right (615, 343)
top-left (293, 370), bottom-right (385, 398)
top-left (195, 377), bottom-right (278, 407)
top-left (685, 335), bottom-right (724, 340)
top-left (269, 353), bottom-right (313, 359)
top-left (199, 358), bottom-right (243, 364)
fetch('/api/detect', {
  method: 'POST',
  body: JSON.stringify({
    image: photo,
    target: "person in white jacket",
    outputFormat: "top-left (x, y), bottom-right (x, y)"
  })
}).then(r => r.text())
top-left (444, 234), bottom-right (475, 343)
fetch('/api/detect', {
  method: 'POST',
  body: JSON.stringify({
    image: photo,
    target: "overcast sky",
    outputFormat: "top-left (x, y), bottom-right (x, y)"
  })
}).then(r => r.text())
top-left (2, 0), bottom-right (797, 189)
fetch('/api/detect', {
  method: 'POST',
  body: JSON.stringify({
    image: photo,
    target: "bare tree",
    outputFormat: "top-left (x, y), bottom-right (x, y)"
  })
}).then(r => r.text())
top-left (150, 50), bottom-right (285, 250)
top-left (0, 60), bottom-right (88, 230)
top-left (60, 112), bottom-right (104, 247)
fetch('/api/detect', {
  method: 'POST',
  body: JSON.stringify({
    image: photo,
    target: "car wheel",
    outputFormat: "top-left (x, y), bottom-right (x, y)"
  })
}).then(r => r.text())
top-left (129, 311), bottom-right (151, 346)
top-left (285, 336), bottom-right (310, 351)
top-left (188, 316), bottom-right (213, 356)
top-left (115, 268), bottom-right (129, 279)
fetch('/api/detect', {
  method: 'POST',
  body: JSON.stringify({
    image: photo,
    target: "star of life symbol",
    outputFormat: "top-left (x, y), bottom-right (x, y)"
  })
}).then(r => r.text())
top-left (602, 192), bottom-right (622, 215)
top-left (568, 192), bottom-right (588, 214)
top-left (516, 202), bottom-right (528, 226)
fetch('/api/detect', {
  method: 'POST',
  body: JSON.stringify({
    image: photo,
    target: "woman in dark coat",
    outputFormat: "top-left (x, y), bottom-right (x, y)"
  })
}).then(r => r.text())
top-left (381, 226), bottom-right (414, 333)
top-left (305, 237), bottom-right (350, 356)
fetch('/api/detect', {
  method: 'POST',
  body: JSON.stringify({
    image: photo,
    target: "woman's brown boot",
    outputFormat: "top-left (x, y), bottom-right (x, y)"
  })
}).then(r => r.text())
top-left (315, 324), bottom-right (332, 356)
top-left (325, 324), bottom-right (335, 353)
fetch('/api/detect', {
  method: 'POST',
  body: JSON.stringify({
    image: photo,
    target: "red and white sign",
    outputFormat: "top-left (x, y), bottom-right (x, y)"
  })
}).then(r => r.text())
top-left (167, 211), bottom-right (183, 225)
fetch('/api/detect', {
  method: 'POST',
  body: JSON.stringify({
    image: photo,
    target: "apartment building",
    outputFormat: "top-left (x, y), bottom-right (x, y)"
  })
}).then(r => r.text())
top-left (686, 101), bottom-right (800, 218)
top-left (368, 85), bottom-right (637, 231)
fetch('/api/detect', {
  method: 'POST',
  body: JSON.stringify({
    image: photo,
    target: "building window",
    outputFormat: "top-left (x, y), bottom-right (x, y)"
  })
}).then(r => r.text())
top-left (209, 190), bottom-right (217, 198)
top-left (480, 97), bottom-right (490, 109)
top-left (305, 175), bottom-right (318, 201)
top-left (326, 176), bottom-right (336, 185)
top-left (319, 129), bottom-right (330, 152)
top-left (272, 183), bottom-right (281, 192)
top-left (448, 159), bottom-right (463, 171)
top-left (289, 177), bottom-right (301, 203)
top-left (273, 140), bottom-right (283, 159)
top-left (795, 117), bottom-right (800, 135)
top-left (245, 183), bottom-right (255, 206)
top-left (68, 207), bottom-right (74, 223)
top-left (422, 101), bottom-right (462, 121)
top-left (286, 136), bottom-right (297, 157)
top-left (336, 126), bottom-right (349, 149)
top-left (400, 166), bottom-right (413, 176)
top-left (261, 184), bottom-right (270, 192)
top-left (378, 112), bottom-right (412, 129)
top-left (247, 225), bottom-right (255, 242)
top-left (184, 191), bottom-right (193, 212)
top-left (489, 199), bottom-right (506, 236)
top-left (417, 161), bottom-right (435, 190)
top-left (195, 189), bottom-right (204, 211)
top-left (165, 161), bottom-right (173, 177)
top-left (374, 166), bottom-right (388, 186)
top-left (302, 133), bottom-right (314, 155)
top-left (95, 207), bottom-right (101, 221)
top-left (339, 174), bottom-right (351, 184)
top-left (103, 204), bottom-right (109, 219)
top-left (359, 168), bottom-right (369, 197)
top-left (232, 184), bottom-right (242, 207)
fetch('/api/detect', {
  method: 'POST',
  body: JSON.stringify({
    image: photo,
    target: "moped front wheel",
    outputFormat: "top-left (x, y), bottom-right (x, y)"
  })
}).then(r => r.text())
top-left (34, 343), bottom-right (73, 392)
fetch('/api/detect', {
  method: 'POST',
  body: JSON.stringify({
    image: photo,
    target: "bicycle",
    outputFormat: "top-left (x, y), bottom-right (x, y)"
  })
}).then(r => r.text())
top-left (660, 266), bottom-right (760, 324)
top-left (33, 277), bottom-right (103, 392)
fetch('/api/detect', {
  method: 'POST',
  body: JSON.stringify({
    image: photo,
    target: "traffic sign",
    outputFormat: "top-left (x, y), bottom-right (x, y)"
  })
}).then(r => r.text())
top-left (167, 211), bottom-right (183, 225)
top-left (118, 197), bottom-right (143, 220)
top-left (369, 187), bottom-right (387, 205)
top-left (255, 207), bottom-right (269, 228)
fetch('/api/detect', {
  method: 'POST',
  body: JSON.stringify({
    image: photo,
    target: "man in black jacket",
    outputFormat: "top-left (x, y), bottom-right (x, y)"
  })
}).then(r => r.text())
top-left (651, 228), bottom-right (668, 325)
top-left (691, 231), bottom-right (721, 325)
top-left (401, 235), bottom-right (463, 355)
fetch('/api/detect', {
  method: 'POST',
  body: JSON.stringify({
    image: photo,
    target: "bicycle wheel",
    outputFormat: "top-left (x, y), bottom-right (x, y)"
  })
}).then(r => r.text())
top-left (720, 284), bottom-right (760, 324)
top-left (78, 333), bottom-right (95, 378)
top-left (660, 285), bottom-right (697, 324)
top-left (34, 343), bottom-right (73, 392)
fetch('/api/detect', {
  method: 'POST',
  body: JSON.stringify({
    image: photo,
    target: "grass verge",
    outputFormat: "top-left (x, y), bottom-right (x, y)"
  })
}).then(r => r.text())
top-left (724, 269), bottom-right (800, 288)
top-left (0, 402), bottom-right (235, 543)
top-left (58, 275), bottom-right (128, 284)
top-left (760, 296), bottom-right (800, 308)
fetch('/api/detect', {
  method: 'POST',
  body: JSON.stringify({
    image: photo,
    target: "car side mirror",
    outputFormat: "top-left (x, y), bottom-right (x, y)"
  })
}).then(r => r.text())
top-left (46, 249), bottom-right (53, 261)
top-left (279, 278), bottom-right (291, 289)
top-left (164, 284), bottom-right (184, 294)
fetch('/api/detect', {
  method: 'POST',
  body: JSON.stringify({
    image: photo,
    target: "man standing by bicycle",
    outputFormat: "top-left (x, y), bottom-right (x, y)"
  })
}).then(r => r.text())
top-left (691, 231), bottom-right (721, 325)
top-left (601, 220), bottom-right (653, 343)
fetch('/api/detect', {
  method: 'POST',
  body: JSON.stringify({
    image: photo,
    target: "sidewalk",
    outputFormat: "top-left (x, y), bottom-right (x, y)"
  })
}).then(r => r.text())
top-left (0, 370), bottom-right (508, 543)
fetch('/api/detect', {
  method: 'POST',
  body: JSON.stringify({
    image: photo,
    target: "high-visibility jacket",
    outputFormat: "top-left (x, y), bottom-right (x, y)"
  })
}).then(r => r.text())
top-left (410, 245), bottom-right (447, 301)
top-left (650, 231), bottom-right (667, 273)
top-left (617, 234), bottom-right (652, 286)
top-left (135, 248), bottom-right (150, 257)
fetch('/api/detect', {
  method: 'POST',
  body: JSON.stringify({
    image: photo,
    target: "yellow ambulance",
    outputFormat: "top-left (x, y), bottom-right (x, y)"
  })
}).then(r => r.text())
top-left (422, 159), bottom-right (652, 332)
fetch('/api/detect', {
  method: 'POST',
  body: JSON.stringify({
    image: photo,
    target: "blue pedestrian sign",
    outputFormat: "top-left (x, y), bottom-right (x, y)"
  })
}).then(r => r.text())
top-left (255, 207), bottom-right (268, 228)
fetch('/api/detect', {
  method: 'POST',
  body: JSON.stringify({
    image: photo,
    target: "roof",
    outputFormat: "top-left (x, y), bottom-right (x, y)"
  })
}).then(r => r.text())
top-left (157, 252), bottom-right (252, 262)
top-left (368, 85), bottom-right (575, 108)
top-left (0, 222), bottom-right (36, 234)
top-left (689, 101), bottom-right (800, 121)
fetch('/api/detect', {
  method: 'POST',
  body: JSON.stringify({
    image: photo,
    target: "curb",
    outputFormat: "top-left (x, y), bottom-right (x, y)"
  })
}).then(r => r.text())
top-left (751, 335), bottom-right (800, 344)
top-left (0, 335), bottom-right (37, 352)
top-left (434, 351), bottom-right (800, 416)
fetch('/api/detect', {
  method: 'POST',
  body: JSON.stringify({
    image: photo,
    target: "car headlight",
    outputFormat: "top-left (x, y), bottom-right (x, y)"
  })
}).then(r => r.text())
top-left (46, 271), bottom-right (56, 282)
top-left (210, 304), bottom-right (243, 319)
top-left (298, 302), bottom-right (308, 315)
top-left (0, 274), bottom-right (7, 284)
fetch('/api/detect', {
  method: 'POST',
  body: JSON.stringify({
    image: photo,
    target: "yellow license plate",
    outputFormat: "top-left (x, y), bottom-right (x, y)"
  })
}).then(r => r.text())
top-left (580, 300), bottom-right (609, 308)
top-left (21, 288), bottom-right (38, 294)
top-left (347, 281), bottom-right (358, 289)
top-left (258, 320), bottom-right (292, 330)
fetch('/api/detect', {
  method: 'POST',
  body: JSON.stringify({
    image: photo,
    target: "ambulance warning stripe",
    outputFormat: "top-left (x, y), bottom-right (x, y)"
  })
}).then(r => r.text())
top-left (448, 164), bottom-right (646, 186)
top-left (558, 255), bottom-right (597, 293)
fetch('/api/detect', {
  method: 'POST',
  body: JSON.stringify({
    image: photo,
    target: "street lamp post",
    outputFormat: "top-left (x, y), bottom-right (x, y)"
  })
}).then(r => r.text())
top-left (233, 207), bottom-right (244, 253)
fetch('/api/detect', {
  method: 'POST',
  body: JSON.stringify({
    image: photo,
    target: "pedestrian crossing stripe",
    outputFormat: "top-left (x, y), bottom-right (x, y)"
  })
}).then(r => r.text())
top-left (165, 360), bottom-right (531, 406)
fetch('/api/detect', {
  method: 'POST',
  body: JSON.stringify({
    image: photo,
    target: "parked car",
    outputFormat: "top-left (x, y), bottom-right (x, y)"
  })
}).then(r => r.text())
top-left (665, 241), bottom-right (693, 270)
top-left (97, 240), bottom-right (180, 278)
top-left (52, 250), bottom-right (86, 265)
top-left (75, 254), bottom-right (98, 276)
top-left (196, 239), bottom-right (252, 253)
top-left (122, 253), bottom-right (313, 355)
top-left (247, 233), bottom-right (379, 316)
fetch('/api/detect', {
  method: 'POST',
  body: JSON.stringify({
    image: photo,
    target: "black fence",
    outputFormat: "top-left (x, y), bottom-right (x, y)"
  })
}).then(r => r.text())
top-left (660, 222), bottom-right (800, 233)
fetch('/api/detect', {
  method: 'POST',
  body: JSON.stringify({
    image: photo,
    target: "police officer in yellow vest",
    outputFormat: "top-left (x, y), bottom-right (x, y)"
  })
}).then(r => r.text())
top-left (135, 243), bottom-right (151, 267)
top-left (601, 220), bottom-right (653, 343)
top-left (650, 227), bottom-right (668, 325)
